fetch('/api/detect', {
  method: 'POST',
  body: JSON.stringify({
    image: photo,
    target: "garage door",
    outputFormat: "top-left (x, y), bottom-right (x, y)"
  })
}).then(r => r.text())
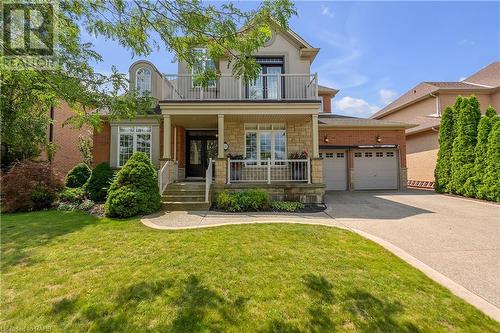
top-left (321, 151), bottom-right (348, 190)
top-left (353, 149), bottom-right (399, 190)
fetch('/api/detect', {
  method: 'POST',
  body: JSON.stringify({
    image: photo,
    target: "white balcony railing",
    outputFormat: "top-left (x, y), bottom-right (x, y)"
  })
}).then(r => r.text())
top-left (227, 158), bottom-right (311, 184)
top-left (162, 73), bottom-right (318, 101)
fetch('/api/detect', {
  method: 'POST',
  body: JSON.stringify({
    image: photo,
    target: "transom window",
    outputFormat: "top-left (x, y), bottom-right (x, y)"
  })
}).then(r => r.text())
top-left (118, 126), bottom-right (152, 167)
top-left (245, 123), bottom-right (286, 165)
top-left (192, 48), bottom-right (216, 88)
top-left (136, 68), bottom-right (152, 95)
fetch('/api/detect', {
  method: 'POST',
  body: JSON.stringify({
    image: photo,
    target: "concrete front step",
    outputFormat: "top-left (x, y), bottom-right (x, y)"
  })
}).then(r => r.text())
top-left (162, 194), bottom-right (205, 202)
top-left (162, 201), bottom-right (211, 211)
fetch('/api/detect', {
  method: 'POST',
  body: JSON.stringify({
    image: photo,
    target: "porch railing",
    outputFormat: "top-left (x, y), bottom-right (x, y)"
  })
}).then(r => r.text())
top-left (205, 158), bottom-right (214, 203)
top-left (158, 160), bottom-right (178, 193)
top-left (227, 158), bottom-right (311, 184)
top-left (162, 73), bottom-right (318, 101)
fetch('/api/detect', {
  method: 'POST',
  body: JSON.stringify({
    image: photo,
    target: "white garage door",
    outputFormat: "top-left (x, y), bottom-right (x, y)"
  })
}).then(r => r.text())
top-left (353, 149), bottom-right (399, 190)
top-left (322, 151), bottom-right (348, 190)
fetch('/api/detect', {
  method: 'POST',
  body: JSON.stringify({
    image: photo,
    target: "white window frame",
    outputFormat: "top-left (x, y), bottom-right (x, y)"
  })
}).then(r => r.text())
top-left (136, 67), bottom-right (152, 95)
top-left (191, 48), bottom-right (216, 88)
top-left (117, 126), bottom-right (152, 167)
top-left (244, 123), bottom-right (287, 166)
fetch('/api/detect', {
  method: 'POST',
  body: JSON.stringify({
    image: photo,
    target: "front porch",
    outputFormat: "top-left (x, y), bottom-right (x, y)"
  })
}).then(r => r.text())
top-left (158, 103), bottom-right (325, 205)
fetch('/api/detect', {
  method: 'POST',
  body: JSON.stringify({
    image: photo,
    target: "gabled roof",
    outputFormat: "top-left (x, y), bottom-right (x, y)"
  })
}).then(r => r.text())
top-left (318, 84), bottom-right (339, 95)
top-left (371, 61), bottom-right (499, 119)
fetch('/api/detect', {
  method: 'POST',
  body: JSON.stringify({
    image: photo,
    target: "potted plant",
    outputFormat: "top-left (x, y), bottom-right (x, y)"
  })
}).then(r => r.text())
top-left (227, 153), bottom-right (245, 180)
top-left (289, 150), bottom-right (308, 180)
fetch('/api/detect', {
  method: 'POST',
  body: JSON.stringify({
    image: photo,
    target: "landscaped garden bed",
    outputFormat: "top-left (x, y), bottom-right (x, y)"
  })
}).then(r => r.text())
top-left (1, 210), bottom-right (499, 332)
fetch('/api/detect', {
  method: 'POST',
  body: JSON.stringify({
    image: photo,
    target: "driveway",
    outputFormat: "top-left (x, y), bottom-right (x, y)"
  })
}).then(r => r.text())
top-left (325, 190), bottom-right (500, 309)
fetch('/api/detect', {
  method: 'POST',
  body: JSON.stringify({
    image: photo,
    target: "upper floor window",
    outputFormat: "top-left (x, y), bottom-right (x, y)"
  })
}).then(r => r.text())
top-left (192, 48), bottom-right (216, 87)
top-left (136, 67), bottom-right (152, 95)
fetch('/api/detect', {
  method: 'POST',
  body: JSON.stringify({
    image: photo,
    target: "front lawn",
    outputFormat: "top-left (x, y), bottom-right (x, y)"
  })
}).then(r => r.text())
top-left (1, 211), bottom-right (499, 332)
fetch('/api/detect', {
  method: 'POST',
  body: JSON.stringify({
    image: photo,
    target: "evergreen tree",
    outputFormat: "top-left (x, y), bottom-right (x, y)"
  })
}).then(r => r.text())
top-left (434, 106), bottom-right (455, 193)
top-left (449, 96), bottom-right (481, 195)
top-left (477, 117), bottom-right (500, 202)
top-left (464, 106), bottom-right (497, 197)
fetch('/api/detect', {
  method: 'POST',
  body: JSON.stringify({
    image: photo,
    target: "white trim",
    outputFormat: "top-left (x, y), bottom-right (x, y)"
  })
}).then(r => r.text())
top-left (461, 81), bottom-right (493, 88)
top-left (117, 126), bottom-right (153, 167)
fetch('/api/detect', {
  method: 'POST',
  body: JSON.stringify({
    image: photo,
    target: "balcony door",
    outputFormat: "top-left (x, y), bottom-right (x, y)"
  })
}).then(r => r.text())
top-left (247, 58), bottom-right (284, 100)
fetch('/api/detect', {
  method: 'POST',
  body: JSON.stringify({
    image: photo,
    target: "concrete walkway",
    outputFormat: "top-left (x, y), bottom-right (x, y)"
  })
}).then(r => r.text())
top-left (141, 190), bottom-right (500, 321)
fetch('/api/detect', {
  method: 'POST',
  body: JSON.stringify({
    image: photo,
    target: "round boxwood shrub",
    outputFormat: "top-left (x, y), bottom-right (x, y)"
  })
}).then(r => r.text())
top-left (87, 162), bottom-right (114, 203)
top-left (105, 152), bottom-right (161, 218)
top-left (65, 163), bottom-right (91, 188)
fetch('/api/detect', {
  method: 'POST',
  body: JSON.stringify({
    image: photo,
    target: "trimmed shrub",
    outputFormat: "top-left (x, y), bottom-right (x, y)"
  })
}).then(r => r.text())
top-left (87, 163), bottom-right (114, 203)
top-left (450, 96), bottom-right (481, 195)
top-left (463, 106), bottom-right (497, 197)
top-left (434, 106), bottom-right (455, 193)
top-left (217, 191), bottom-right (241, 212)
top-left (65, 163), bottom-right (91, 188)
top-left (477, 120), bottom-right (500, 202)
top-left (271, 201), bottom-right (305, 212)
top-left (105, 152), bottom-right (161, 218)
top-left (216, 189), bottom-right (270, 212)
top-left (59, 187), bottom-right (86, 203)
top-left (1, 160), bottom-right (63, 212)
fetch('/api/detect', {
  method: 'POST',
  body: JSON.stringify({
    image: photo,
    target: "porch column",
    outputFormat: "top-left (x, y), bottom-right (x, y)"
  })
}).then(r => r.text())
top-left (218, 114), bottom-right (224, 158)
top-left (312, 114), bottom-right (319, 158)
top-left (163, 114), bottom-right (171, 160)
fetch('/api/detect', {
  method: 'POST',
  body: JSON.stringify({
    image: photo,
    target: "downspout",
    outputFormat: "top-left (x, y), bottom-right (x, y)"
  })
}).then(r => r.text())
top-left (429, 92), bottom-right (440, 116)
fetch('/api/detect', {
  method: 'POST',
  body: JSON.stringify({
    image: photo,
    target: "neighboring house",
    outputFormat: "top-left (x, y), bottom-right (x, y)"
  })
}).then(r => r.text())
top-left (371, 62), bottom-right (500, 186)
top-left (92, 26), bottom-right (412, 210)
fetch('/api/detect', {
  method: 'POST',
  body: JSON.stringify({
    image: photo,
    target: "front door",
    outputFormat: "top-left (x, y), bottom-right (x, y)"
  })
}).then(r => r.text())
top-left (186, 131), bottom-right (218, 178)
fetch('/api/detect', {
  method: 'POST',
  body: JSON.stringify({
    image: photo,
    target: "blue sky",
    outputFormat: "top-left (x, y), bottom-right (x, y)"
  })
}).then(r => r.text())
top-left (86, 1), bottom-right (500, 118)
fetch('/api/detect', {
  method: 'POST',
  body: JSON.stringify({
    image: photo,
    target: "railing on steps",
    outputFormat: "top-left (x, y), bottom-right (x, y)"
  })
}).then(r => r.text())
top-left (158, 160), bottom-right (178, 193)
top-left (205, 158), bottom-right (214, 203)
top-left (227, 158), bottom-right (311, 184)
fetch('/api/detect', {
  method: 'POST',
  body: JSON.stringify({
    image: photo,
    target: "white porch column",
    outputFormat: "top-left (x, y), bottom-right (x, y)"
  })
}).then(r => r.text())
top-left (312, 114), bottom-right (319, 158)
top-left (218, 114), bottom-right (224, 158)
top-left (163, 114), bottom-right (171, 160)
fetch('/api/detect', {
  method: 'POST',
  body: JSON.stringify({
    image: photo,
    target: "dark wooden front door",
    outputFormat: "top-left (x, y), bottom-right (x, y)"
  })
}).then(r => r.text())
top-left (186, 132), bottom-right (218, 178)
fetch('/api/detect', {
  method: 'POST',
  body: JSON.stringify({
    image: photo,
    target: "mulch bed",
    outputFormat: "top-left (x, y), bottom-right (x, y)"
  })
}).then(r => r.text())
top-left (211, 204), bottom-right (327, 214)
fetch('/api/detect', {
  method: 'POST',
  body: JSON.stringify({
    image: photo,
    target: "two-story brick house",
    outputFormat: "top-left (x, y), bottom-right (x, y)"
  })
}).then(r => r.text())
top-left (92, 26), bottom-right (413, 210)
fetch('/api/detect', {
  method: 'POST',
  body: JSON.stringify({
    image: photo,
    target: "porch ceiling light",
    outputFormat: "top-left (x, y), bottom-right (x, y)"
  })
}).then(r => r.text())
top-left (376, 135), bottom-right (382, 143)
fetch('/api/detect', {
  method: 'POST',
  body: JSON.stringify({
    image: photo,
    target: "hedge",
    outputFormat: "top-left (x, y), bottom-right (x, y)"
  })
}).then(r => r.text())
top-left (434, 106), bottom-right (455, 193)
top-left (65, 163), bottom-right (91, 188)
top-left (87, 162), bottom-right (114, 203)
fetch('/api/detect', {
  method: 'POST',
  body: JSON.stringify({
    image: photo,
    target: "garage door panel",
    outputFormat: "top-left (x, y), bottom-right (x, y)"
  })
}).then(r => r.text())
top-left (322, 150), bottom-right (347, 190)
top-left (353, 149), bottom-right (398, 190)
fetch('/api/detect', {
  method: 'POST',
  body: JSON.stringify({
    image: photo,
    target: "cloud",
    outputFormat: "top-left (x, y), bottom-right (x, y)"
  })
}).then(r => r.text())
top-left (334, 96), bottom-right (380, 117)
top-left (321, 6), bottom-right (335, 18)
top-left (458, 39), bottom-right (475, 46)
top-left (314, 31), bottom-right (368, 89)
top-left (379, 89), bottom-right (398, 105)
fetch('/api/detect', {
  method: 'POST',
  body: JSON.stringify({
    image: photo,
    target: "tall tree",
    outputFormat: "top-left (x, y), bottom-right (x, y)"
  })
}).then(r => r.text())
top-left (434, 106), bottom-right (455, 193)
top-left (477, 119), bottom-right (500, 202)
top-left (1, 1), bottom-right (296, 167)
top-left (463, 106), bottom-right (497, 197)
top-left (449, 96), bottom-right (481, 195)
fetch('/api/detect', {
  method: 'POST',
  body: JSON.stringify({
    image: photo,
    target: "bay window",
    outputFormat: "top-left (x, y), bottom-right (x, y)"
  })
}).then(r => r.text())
top-left (244, 124), bottom-right (286, 164)
top-left (118, 126), bottom-right (152, 167)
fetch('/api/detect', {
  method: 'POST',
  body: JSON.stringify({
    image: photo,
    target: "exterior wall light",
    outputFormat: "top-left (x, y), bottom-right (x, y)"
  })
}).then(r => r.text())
top-left (376, 135), bottom-right (382, 143)
top-left (324, 135), bottom-right (329, 143)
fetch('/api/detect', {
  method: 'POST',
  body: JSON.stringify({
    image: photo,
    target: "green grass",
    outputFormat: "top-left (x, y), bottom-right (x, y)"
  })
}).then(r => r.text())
top-left (1, 211), bottom-right (499, 332)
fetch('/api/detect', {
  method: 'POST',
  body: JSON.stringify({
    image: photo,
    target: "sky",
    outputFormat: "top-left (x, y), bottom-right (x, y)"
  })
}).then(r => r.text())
top-left (85, 1), bottom-right (500, 118)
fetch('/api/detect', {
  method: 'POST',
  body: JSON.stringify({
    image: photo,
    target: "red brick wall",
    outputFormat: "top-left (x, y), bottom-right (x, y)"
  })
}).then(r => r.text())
top-left (319, 129), bottom-right (407, 167)
top-left (320, 94), bottom-right (331, 113)
top-left (92, 121), bottom-right (111, 166)
top-left (50, 101), bottom-right (92, 175)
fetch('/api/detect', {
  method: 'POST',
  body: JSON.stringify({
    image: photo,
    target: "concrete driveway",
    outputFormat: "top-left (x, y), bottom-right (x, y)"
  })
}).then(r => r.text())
top-left (326, 190), bottom-right (500, 309)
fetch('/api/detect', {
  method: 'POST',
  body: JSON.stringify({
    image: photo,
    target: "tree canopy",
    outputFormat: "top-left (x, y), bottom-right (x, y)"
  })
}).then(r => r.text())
top-left (1, 0), bottom-right (296, 166)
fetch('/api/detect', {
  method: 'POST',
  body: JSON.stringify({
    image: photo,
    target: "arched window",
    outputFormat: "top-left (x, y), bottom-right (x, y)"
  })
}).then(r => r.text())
top-left (136, 67), bottom-right (152, 95)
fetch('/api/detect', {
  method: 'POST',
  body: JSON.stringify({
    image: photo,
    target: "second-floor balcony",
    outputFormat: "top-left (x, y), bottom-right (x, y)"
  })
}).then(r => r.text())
top-left (162, 73), bottom-right (318, 102)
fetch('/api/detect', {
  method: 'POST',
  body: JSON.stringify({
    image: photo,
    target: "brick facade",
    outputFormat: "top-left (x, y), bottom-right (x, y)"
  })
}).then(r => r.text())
top-left (319, 94), bottom-right (331, 113)
top-left (92, 121), bottom-right (111, 166)
top-left (49, 101), bottom-right (92, 175)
